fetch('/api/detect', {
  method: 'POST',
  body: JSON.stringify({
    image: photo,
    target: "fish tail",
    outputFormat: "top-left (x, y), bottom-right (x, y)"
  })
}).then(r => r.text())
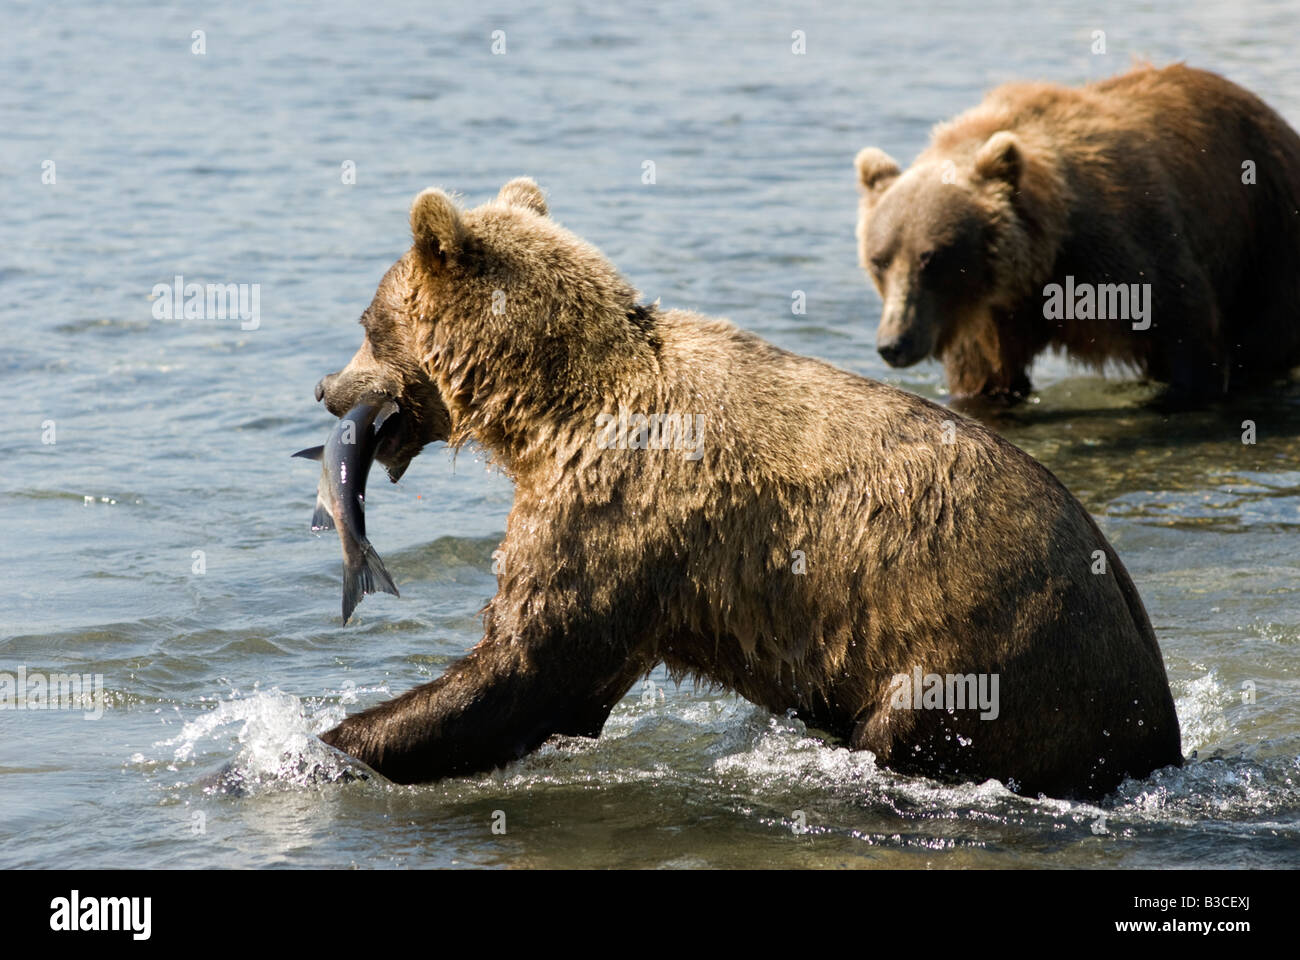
top-left (341, 540), bottom-right (400, 624)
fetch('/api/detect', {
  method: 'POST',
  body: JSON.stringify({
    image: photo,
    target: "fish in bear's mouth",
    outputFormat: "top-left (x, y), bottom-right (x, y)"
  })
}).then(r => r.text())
top-left (294, 395), bottom-right (411, 623)
top-left (311, 378), bottom-right (434, 484)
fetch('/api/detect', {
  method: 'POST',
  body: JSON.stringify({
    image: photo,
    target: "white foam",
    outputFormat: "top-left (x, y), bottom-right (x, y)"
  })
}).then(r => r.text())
top-left (153, 687), bottom-right (354, 793)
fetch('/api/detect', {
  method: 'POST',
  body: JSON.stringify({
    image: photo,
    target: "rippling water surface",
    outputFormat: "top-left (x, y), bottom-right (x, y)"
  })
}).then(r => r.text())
top-left (2, 0), bottom-right (1299, 868)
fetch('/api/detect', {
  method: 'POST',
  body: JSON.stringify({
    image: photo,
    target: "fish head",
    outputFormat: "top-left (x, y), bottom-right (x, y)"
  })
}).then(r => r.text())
top-left (316, 258), bottom-right (451, 482)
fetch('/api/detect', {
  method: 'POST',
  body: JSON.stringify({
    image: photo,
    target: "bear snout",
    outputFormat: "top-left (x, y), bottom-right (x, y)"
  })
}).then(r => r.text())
top-left (877, 332), bottom-right (926, 368)
top-left (315, 372), bottom-right (346, 416)
top-left (315, 371), bottom-right (369, 419)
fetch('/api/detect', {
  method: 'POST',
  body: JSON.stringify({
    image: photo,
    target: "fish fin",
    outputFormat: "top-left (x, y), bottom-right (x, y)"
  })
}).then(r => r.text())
top-left (311, 497), bottom-right (335, 531)
top-left (293, 445), bottom-right (325, 461)
top-left (372, 401), bottom-right (400, 434)
top-left (341, 540), bottom-right (400, 624)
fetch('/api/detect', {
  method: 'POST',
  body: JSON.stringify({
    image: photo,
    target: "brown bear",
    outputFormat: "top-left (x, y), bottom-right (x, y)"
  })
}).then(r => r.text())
top-left (854, 63), bottom-right (1300, 402)
top-left (312, 177), bottom-right (1182, 799)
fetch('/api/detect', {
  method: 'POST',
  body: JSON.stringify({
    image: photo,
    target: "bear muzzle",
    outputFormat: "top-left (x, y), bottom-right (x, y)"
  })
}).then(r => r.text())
top-left (876, 292), bottom-right (939, 368)
top-left (316, 369), bottom-right (391, 420)
top-left (877, 329), bottom-right (932, 368)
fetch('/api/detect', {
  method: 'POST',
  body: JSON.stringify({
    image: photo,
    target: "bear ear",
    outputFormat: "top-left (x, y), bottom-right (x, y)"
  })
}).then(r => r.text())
top-left (410, 188), bottom-right (465, 263)
top-left (855, 147), bottom-right (901, 195)
top-left (975, 131), bottom-right (1023, 186)
top-left (496, 177), bottom-right (549, 216)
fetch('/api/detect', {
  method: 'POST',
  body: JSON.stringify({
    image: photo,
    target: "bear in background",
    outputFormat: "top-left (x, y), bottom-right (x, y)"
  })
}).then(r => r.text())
top-left (313, 178), bottom-right (1182, 800)
top-left (855, 63), bottom-right (1300, 403)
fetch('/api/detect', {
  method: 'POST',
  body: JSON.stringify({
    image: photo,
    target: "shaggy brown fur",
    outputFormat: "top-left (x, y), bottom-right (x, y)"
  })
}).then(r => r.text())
top-left (315, 178), bottom-right (1182, 799)
top-left (855, 63), bottom-right (1300, 401)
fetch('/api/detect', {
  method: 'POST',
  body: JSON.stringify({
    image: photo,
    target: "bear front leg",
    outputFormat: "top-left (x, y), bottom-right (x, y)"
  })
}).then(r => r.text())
top-left (320, 632), bottom-right (649, 784)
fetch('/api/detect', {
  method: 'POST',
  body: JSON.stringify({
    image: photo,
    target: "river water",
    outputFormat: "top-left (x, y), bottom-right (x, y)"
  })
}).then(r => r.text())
top-left (2, 0), bottom-right (1298, 868)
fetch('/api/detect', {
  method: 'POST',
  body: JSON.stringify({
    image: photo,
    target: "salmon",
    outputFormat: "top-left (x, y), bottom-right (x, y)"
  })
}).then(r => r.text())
top-left (294, 396), bottom-right (401, 623)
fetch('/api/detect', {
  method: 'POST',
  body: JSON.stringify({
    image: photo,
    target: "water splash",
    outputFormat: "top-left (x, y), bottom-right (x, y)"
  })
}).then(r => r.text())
top-left (1174, 671), bottom-right (1234, 755)
top-left (140, 682), bottom-right (1298, 860)
top-left (152, 687), bottom-right (366, 795)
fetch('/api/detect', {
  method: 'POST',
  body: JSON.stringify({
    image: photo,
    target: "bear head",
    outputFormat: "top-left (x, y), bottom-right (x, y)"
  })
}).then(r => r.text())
top-left (316, 178), bottom-right (651, 478)
top-left (854, 131), bottom-right (1032, 370)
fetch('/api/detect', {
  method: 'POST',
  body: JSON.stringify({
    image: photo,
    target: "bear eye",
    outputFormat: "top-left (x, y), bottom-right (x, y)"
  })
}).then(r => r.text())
top-left (870, 254), bottom-right (891, 275)
top-left (917, 249), bottom-right (935, 270)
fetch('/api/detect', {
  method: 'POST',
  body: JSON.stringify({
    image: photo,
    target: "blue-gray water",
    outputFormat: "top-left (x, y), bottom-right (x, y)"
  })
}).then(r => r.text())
top-left (3, 0), bottom-right (1299, 868)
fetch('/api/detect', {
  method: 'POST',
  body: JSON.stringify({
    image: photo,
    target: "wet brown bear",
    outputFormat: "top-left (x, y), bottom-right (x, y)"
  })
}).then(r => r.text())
top-left (855, 63), bottom-right (1300, 402)
top-left (314, 178), bottom-right (1181, 799)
